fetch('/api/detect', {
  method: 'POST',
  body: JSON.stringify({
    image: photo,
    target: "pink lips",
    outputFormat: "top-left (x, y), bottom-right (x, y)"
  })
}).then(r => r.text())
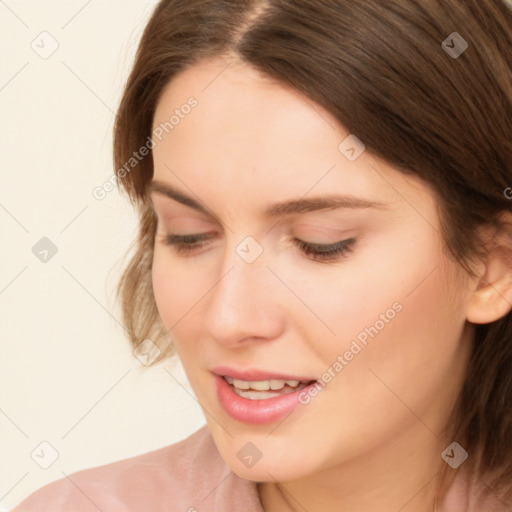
top-left (213, 367), bottom-right (317, 425)
top-left (212, 366), bottom-right (317, 382)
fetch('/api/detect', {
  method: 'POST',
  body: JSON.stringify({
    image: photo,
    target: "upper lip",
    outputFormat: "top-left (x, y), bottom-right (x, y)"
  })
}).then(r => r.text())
top-left (212, 366), bottom-right (317, 382)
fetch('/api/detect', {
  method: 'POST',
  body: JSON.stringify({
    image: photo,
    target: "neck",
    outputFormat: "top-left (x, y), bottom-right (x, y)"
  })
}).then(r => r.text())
top-left (258, 423), bottom-right (458, 512)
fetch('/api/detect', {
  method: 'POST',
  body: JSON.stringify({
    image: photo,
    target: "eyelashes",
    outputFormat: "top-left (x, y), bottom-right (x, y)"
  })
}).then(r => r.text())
top-left (292, 237), bottom-right (355, 261)
top-left (158, 233), bottom-right (356, 262)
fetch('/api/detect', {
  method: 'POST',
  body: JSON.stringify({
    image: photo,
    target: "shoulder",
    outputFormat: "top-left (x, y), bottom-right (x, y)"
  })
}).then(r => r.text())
top-left (10, 425), bottom-right (261, 512)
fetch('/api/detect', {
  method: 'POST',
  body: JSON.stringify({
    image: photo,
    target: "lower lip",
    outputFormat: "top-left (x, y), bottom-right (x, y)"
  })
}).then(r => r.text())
top-left (215, 374), bottom-right (316, 424)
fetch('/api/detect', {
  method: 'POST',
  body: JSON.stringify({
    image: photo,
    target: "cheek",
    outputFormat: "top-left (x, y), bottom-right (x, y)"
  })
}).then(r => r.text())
top-left (372, 264), bottom-right (468, 383)
top-left (152, 251), bottom-right (174, 319)
top-left (280, 250), bottom-right (406, 364)
top-left (325, 255), bottom-right (466, 423)
top-left (304, 229), bottom-right (467, 403)
top-left (151, 253), bottom-right (211, 376)
top-left (151, 250), bottom-right (199, 336)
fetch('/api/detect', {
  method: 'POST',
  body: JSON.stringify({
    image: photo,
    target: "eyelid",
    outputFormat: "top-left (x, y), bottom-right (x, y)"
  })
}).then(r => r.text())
top-left (158, 231), bottom-right (356, 262)
top-left (151, 204), bottom-right (220, 229)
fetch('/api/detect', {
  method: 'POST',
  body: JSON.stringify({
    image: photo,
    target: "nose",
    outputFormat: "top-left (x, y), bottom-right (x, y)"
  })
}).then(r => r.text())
top-left (202, 237), bottom-right (285, 348)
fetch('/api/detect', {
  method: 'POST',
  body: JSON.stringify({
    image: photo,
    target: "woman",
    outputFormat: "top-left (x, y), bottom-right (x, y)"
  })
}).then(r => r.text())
top-left (12, 0), bottom-right (512, 510)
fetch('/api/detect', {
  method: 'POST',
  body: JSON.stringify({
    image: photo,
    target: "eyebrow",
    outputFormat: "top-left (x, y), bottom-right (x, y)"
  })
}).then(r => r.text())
top-left (148, 180), bottom-right (387, 218)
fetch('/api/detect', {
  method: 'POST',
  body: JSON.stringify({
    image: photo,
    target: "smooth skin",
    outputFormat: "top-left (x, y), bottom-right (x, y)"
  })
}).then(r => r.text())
top-left (149, 57), bottom-right (512, 512)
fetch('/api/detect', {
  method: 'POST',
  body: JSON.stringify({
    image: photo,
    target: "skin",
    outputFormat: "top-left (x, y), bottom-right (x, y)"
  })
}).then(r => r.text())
top-left (148, 57), bottom-right (512, 512)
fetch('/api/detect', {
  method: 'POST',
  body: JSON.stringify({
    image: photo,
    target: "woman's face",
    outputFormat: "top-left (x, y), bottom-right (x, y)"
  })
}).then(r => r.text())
top-left (150, 57), bottom-right (473, 482)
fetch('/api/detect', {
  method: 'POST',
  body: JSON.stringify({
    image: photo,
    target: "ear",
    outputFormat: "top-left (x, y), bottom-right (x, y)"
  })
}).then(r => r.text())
top-left (466, 212), bottom-right (512, 324)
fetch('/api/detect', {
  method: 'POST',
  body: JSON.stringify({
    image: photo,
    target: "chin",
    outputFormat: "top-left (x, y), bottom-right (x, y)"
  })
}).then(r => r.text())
top-left (226, 456), bottom-right (308, 483)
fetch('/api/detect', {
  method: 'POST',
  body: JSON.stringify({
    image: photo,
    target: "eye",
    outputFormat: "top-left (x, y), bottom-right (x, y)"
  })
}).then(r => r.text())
top-left (159, 233), bottom-right (211, 255)
top-left (293, 237), bottom-right (356, 262)
top-left (158, 232), bottom-right (356, 262)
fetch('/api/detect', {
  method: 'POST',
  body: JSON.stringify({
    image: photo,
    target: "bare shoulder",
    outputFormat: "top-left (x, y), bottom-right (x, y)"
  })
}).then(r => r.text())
top-left (10, 427), bottom-right (212, 512)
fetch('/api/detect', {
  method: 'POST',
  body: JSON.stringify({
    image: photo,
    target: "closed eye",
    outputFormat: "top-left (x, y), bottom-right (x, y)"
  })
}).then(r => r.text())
top-left (158, 233), bottom-right (356, 262)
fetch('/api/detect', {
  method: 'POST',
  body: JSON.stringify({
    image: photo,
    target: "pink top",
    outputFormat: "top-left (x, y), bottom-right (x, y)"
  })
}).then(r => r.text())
top-left (11, 425), bottom-right (511, 511)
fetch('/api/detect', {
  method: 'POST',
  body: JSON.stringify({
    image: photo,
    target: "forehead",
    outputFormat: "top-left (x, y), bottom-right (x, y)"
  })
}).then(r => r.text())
top-left (152, 57), bottom-right (341, 154)
top-left (150, 58), bottom-right (435, 223)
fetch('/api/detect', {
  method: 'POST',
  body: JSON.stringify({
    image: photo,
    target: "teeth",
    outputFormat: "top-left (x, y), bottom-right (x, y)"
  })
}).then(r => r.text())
top-left (231, 381), bottom-right (311, 400)
top-left (270, 379), bottom-right (285, 390)
top-left (245, 380), bottom-right (269, 391)
top-left (224, 376), bottom-right (308, 391)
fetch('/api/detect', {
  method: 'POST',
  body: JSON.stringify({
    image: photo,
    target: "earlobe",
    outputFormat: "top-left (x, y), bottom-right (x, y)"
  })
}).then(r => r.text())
top-left (466, 219), bottom-right (512, 324)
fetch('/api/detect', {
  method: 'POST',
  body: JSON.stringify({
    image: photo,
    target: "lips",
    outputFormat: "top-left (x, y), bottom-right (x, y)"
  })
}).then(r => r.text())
top-left (212, 365), bottom-right (317, 382)
top-left (213, 367), bottom-right (318, 424)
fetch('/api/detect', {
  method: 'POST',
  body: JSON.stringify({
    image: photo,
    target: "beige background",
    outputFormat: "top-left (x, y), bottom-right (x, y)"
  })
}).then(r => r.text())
top-left (3, 1), bottom-right (512, 510)
top-left (0, 2), bottom-right (206, 510)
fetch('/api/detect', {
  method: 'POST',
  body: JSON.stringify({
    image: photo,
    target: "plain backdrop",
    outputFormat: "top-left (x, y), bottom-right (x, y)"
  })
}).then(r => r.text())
top-left (0, 2), bottom-right (206, 510)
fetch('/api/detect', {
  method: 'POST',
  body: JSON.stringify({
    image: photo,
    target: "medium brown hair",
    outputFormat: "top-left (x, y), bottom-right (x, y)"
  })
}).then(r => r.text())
top-left (113, 0), bottom-right (512, 506)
